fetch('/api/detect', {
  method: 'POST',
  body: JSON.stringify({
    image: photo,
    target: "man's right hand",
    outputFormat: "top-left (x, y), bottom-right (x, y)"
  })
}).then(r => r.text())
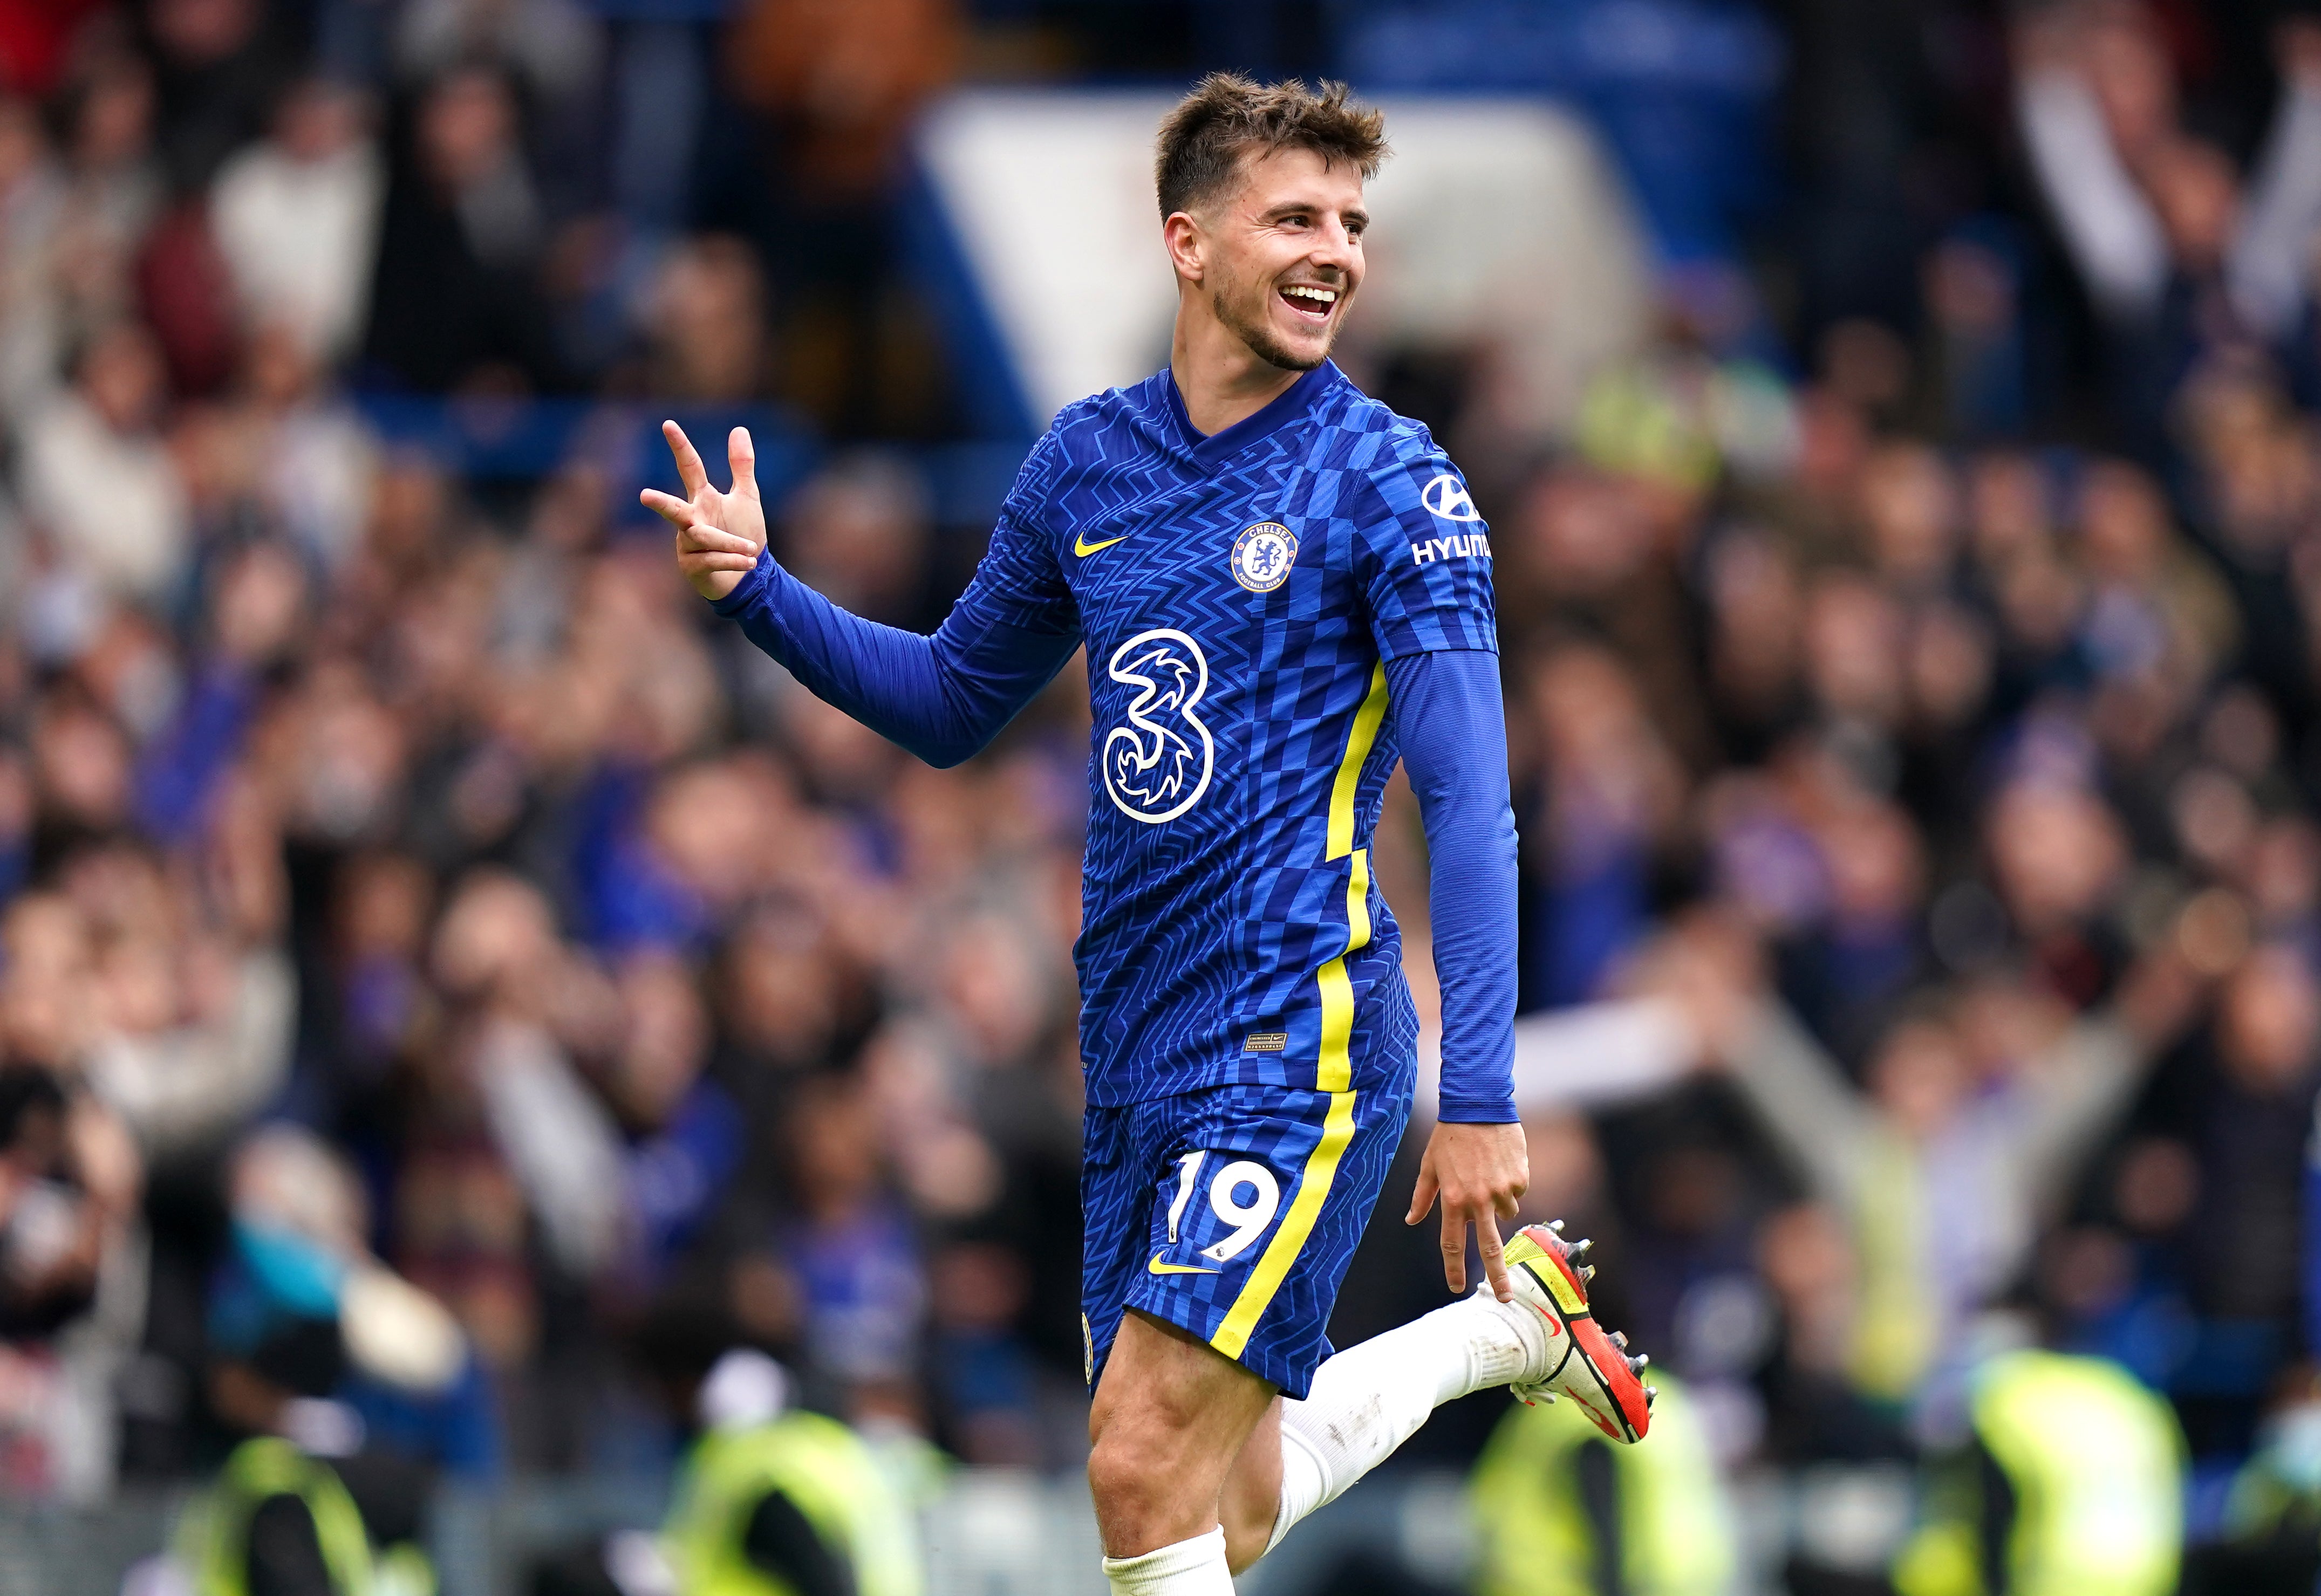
top-left (641, 420), bottom-right (768, 602)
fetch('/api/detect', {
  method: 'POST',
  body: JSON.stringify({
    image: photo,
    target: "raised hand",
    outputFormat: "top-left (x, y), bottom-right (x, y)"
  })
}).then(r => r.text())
top-left (641, 420), bottom-right (768, 602)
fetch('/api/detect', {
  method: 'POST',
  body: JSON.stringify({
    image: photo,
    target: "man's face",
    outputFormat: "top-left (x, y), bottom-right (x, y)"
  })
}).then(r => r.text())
top-left (1184, 145), bottom-right (1368, 372)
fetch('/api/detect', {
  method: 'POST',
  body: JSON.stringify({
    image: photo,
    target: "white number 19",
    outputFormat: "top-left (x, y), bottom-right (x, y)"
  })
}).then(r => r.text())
top-left (1200, 1161), bottom-right (1281, 1262)
top-left (1166, 1152), bottom-right (1203, 1242)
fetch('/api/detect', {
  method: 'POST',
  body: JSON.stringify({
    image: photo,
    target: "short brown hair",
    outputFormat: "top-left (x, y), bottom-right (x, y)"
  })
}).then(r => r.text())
top-left (1154, 74), bottom-right (1389, 218)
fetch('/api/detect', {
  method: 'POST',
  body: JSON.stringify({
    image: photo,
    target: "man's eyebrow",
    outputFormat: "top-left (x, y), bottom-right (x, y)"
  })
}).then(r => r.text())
top-left (1259, 200), bottom-right (1371, 227)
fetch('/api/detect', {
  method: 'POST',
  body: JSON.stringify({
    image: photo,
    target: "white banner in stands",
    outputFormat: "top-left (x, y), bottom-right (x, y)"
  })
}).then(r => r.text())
top-left (916, 91), bottom-right (1654, 438)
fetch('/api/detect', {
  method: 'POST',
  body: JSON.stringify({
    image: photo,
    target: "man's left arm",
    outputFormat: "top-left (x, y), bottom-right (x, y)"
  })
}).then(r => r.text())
top-left (1354, 451), bottom-right (1525, 1299)
top-left (1386, 648), bottom-right (1527, 1299)
top-left (1389, 649), bottom-right (1520, 1122)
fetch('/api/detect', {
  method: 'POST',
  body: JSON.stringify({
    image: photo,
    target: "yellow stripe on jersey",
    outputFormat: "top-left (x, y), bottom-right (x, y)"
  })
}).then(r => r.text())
top-left (1209, 662), bottom-right (1390, 1362)
top-left (1344, 844), bottom-right (1372, 956)
top-left (1326, 663), bottom-right (1391, 860)
top-left (1318, 661), bottom-right (1388, 1092)
top-left (1316, 847), bottom-right (1367, 1094)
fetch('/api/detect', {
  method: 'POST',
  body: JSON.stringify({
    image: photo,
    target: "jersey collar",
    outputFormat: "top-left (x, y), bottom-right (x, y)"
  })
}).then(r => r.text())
top-left (1163, 359), bottom-right (1343, 464)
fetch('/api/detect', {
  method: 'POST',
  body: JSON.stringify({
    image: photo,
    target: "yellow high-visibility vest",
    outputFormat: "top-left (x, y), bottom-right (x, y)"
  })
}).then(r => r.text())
top-left (1894, 1350), bottom-right (2183, 1596)
top-left (184, 1437), bottom-right (379, 1596)
top-left (1468, 1373), bottom-right (1737, 1596)
top-left (663, 1411), bottom-right (923, 1596)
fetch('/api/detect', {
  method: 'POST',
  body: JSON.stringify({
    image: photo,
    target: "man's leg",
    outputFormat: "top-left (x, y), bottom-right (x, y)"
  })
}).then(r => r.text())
top-left (1088, 1310), bottom-right (1278, 1591)
top-left (1219, 1224), bottom-right (1654, 1561)
top-left (1219, 1396), bottom-right (1284, 1568)
top-left (1101, 1290), bottom-right (1549, 1574)
top-left (1094, 1296), bottom-right (1548, 1583)
top-left (1245, 1286), bottom-right (1546, 1554)
top-left (1083, 1078), bottom-right (1611, 1583)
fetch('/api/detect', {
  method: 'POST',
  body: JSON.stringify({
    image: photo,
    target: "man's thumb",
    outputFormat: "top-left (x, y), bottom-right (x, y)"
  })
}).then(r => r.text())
top-left (729, 427), bottom-right (759, 501)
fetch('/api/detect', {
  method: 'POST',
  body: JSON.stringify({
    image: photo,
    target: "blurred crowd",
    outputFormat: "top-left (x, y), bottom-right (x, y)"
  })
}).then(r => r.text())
top-left (1348, 1), bottom-right (2321, 1582)
top-left (0, 0), bottom-right (1082, 1503)
top-left (0, 0), bottom-right (2319, 1587)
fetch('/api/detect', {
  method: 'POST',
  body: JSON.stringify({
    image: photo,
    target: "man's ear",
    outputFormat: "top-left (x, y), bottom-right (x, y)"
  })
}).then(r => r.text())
top-left (1163, 210), bottom-right (1205, 285)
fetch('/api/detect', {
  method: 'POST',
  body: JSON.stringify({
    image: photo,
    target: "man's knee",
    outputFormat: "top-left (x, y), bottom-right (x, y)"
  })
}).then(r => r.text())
top-left (1086, 1423), bottom-right (1155, 1509)
top-left (1088, 1416), bottom-right (1199, 1556)
top-left (1088, 1401), bottom-right (1194, 1505)
top-left (1087, 1368), bottom-right (1240, 1546)
top-left (1088, 1311), bottom-right (1279, 1555)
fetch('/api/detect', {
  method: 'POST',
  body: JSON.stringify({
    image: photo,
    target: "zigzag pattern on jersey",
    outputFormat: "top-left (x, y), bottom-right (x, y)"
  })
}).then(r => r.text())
top-left (1013, 364), bottom-right (1492, 1106)
top-left (1068, 388), bottom-right (1292, 1097)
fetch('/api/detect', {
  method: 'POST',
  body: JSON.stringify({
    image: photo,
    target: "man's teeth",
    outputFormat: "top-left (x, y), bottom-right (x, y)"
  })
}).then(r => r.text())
top-left (1283, 285), bottom-right (1338, 307)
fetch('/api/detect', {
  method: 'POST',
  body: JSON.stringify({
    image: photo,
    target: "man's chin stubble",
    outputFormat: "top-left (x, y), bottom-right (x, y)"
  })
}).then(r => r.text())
top-left (1215, 288), bottom-right (1329, 373)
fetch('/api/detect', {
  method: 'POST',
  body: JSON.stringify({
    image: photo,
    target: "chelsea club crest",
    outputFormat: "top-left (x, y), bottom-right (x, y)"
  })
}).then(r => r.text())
top-left (1231, 522), bottom-right (1298, 594)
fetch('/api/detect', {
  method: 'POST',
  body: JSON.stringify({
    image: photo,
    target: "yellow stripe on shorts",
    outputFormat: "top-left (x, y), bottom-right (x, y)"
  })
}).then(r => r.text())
top-left (1210, 1086), bottom-right (1357, 1359)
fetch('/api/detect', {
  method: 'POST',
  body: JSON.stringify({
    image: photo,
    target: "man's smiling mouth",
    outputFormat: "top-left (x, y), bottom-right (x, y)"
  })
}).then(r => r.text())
top-left (1279, 282), bottom-right (1339, 322)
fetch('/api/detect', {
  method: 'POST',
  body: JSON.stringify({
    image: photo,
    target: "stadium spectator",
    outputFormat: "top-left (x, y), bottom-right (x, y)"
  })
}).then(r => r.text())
top-left (0, 924), bottom-right (145, 1499)
top-left (19, 319), bottom-right (188, 604)
top-left (56, 52), bottom-right (162, 324)
top-left (638, 234), bottom-right (773, 406)
top-left (391, 0), bottom-right (603, 113)
top-left (1517, 638), bottom-right (1685, 1008)
top-left (362, 64), bottom-right (559, 393)
top-left (725, 0), bottom-right (962, 434)
top-left (2136, 942), bottom-right (2321, 1459)
top-left (210, 78), bottom-right (384, 367)
top-left (142, 0), bottom-right (301, 195)
top-left (1658, 915), bottom-right (2202, 1406)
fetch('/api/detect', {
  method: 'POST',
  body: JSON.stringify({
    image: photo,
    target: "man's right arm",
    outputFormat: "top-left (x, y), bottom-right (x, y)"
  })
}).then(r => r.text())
top-left (648, 420), bottom-right (1080, 768)
top-left (711, 549), bottom-right (1079, 768)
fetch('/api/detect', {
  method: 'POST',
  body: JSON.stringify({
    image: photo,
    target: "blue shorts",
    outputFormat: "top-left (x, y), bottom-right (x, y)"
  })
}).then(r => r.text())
top-left (1080, 1065), bottom-right (1415, 1401)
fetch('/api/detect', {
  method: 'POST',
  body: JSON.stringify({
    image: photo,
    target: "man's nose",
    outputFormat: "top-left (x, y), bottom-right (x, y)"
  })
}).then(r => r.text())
top-left (1308, 223), bottom-right (1356, 272)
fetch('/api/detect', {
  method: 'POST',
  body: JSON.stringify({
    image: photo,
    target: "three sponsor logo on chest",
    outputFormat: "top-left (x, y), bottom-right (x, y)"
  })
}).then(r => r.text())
top-left (1090, 482), bottom-right (1486, 825)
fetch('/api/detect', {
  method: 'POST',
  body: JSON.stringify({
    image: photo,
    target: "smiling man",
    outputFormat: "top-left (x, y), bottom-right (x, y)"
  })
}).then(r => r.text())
top-left (646, 75), bottom-right (1652, 1594)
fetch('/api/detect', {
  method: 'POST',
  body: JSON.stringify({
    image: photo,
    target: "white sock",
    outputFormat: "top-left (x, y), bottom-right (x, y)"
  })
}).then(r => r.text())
top-left (1102, 1526), bottom-right (1235, 1594)
top-left (1266, 1291), bottom-right (1544, 1552)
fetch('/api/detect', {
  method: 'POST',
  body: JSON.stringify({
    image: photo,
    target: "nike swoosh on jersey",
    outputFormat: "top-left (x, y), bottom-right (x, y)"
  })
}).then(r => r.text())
top-left (1075, 532), bottom-right (1130, 557)
top-left (1148, 1252), bottom-right (1219, 1276)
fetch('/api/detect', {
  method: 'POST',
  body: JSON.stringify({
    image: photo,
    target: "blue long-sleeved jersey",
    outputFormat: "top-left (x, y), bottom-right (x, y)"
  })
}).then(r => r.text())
top-left (713, 360), bottom-right (1518, 1119)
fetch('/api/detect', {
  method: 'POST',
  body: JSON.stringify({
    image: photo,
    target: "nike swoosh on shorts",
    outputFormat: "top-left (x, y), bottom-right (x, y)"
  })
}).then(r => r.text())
top-left (1148, 1252), bottom-right (1218, 1276)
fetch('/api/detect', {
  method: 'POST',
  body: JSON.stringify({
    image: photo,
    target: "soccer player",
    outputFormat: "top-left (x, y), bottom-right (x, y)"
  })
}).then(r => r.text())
top-left (647, 74), bottom-right (1653, 1596)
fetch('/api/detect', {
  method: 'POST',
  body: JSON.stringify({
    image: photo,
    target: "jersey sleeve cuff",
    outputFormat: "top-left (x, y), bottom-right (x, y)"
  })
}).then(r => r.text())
top-left (1436, 1091), bottom-right (1519, 1124)
top-left (707, 552), bottom-right (774, 616)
